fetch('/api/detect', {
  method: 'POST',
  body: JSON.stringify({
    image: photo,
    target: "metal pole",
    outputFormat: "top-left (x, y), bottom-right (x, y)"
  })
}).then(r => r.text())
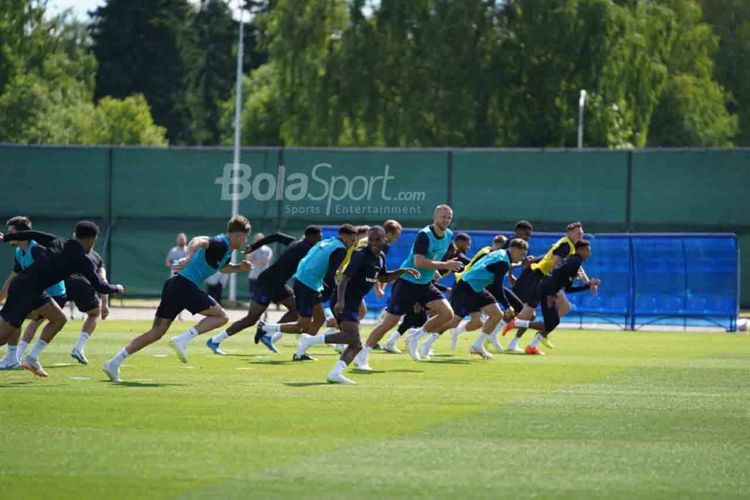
top-left (578, 89), bottom-right (587, 149)
top-left (229, 1), bottom-right (244, 302)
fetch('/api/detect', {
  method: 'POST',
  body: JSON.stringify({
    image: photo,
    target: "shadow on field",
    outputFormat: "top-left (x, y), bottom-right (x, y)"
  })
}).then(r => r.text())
top-left (284, 382), bottom-right (330, 387)
top-left (248, 360), bottom-right (295, 366)
top-left (0, 380), bottom-right (33, 387)
top-left (425, 358), bottom-right (473, 364)
top-left (109, 381), bottom-right (187, 388)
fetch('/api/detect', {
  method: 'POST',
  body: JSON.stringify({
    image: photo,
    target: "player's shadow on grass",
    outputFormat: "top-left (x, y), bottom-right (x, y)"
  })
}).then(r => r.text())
top-left (284, 382), bottom-right (330, 387)
top-left (425, 359), bottom-right (473, 364)
top-left (248, 359), bottom-right (295, 366)
top-left (0, 381), bottom-right (34, 387)
top-left (109, 381), bottom-right (187, 388)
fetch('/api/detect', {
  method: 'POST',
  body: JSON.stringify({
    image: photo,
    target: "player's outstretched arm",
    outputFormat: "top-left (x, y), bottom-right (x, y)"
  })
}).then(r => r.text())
top-left (220, 260), bottom-right (253, 274)
top-left (245, 232), bottom-right (294, 253)
top-left (80, 255), bottom-right (123, 295)
top-left (0, 230), bottom-right (56, 246)
top-left (379, 268), bottom-right (420, 283)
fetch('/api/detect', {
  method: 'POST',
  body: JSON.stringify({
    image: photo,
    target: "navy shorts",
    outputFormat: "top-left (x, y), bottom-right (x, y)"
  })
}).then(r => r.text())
top-left (512, 268), bottom-right (544, 307)
top-left (65, 277), bottom-right (100, 312)
top-left (155, 275), bottom-right (217, 320)
top-left (386, 278), bottom-right (446, 316)
top-left (293, 279), bottom-right (322, 318)
top-left (0, 273), bottom-right (51, 328)
top-left (450, 280), bottom-right (497, 318)
top-left (251, 276), bottom-right (293, 307)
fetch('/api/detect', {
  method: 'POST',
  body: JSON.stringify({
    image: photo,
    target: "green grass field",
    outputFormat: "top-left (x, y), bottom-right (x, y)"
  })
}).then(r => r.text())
top-left (1, 320), bottom-right (749, 499)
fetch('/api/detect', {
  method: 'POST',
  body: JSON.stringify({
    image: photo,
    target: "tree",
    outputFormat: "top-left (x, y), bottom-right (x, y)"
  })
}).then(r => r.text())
top-left (700, 0), bottom-right (750, 145)
top-left (90, 0), bottom-right (195, 144)
top-left (187, 0), bottom-right (237, 145)
top-left (648, 0), bottom-right (737, 146)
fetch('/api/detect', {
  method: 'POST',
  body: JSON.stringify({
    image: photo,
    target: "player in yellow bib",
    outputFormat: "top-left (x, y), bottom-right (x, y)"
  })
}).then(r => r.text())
top-left (506, 222), bottom-right (593, 353)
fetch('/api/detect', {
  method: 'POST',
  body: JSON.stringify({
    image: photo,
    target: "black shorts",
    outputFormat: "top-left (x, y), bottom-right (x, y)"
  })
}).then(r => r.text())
top-left (64, 277), bottom-right (100, 312)
top-left (155, 275), bottom-right (217, 321)
top-left (52, 294), bottom-right (67, 308)
top-left (540, 295), bottom-right (561, 332)
top-left (251, 276), bottom-right (293, 307)
top-left (293, 279), bottom-right (322, 318)
top-left (320, 283), bottom-right (335, 304)
top-left (512, 268), bottom-right (544, 307)
top-left (0, 273), bottom-right (51, 328)
top-left (486, 283), bottom-right (524, 312)
top-left (450, 280), bottom-right (497, 318)
top-left (386, 278), bottom-right (446, 316)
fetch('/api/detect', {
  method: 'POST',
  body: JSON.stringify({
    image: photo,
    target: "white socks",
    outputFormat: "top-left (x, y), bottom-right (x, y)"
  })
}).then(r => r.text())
top-left (329, 360), bottom-right (347, 377)
top-left (473, 333), bottom-right (490, 350)
top-left (109, 348), bottom-right (129, 368)
top-left (17, 340), bottom-right (28, 360)
top-left (355, 345), bottom-right (370, 365)
top-left (384, 331), bottom-right (402, 347)
top-left (529, 333), bottom-right (543, 348)
top-left (271, 331), bottom-right (283, 343)
top-left (307, 334), bottom-right (326, 347)
top-left (515, 319), bottom-right (530, 328)
top-left (508, 336), bottom-right (520, 350)
top-left (175, 327), bottom-right (199, 343)
top-left (29, 340), bottom-right (48, 360)
top-left (211, 330), bottom-right (229, 343)
top-left (3, 345), bottom-right (17, 362)
top-left (421, 332), bottom-right (439, 352)
top-left (262, 323), bottom-right (281, 334)
top-left (454, 323), bottom-right (466, 335)
top-left (74, 332), bottom-right (90, 352)
top-left (410, 327), bottom-right (426, 342)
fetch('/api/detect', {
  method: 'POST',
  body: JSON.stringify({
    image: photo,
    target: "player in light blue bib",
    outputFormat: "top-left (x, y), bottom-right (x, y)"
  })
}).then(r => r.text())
top-left (354, 205), bottom-right (464, 370)
top-left (103, 216), bottom-right (252, 383)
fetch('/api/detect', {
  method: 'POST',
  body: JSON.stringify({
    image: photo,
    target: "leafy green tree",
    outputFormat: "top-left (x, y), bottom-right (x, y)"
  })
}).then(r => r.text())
top-left (648, 0), bottom-right (737, 146)
top-left (700, 0), bottom-right (750, 145)
top-left (90, 0), bottom-right (194, 144)
top-left (187, 0), bottom-right (237, 145)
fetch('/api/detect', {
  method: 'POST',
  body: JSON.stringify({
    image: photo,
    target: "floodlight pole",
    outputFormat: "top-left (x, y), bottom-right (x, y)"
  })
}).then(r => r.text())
top-left (229, 1), bottom-right (245, 303)
top-left (578, 89), bottom-right (587, 149)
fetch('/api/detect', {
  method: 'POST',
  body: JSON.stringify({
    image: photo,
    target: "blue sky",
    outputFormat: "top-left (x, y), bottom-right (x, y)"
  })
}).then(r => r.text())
top-left (47, 0), bottom-right (247, 20)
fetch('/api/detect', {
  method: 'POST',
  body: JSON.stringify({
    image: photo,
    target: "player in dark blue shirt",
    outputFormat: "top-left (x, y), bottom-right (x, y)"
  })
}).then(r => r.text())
top-left (102, 216), bottom-right (251, 383)
top-left (294, 226), bottom-right (419, 384)
top-left (503, 240), bottom-right (600, 355)
top-left (206, 226), bottom-right (323, 355)
top-left (256, 224), bottom-right (357, 361)
top-left (0, 221), bottom-right (124, 378)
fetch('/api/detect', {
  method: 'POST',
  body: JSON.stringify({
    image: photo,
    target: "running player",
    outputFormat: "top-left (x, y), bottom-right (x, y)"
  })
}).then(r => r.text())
top-left (449, 234), bottom-right (508, 350)
top-left (506, 221), bottom-right (586, 353)
top-left (255, 224), bottom-right (357, 361)
top-left (293, 226), bottom-right (419, 384)
top-left (453, 233), bottom-right (473, 265)
top-left (328, 220), bottom-right (403, 352)
top-left (0, 216), bottom-right (67, 369)
top-left (0, 221), bottom-right (123, 377)
top-left (206, 225), bottom-right (323, 354)
top-left (503, 240), bottom-right (600, 354)
top-left (18, 249), bottom-right (110, 365)
top-left (101, 216), bottom-right (251, 382)
top-left (354, 205), bottom-right (461, 369)
top-left (434, 238), bottom-right (528, 359)
top-left (381, 241), bottom-right (459, 354)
